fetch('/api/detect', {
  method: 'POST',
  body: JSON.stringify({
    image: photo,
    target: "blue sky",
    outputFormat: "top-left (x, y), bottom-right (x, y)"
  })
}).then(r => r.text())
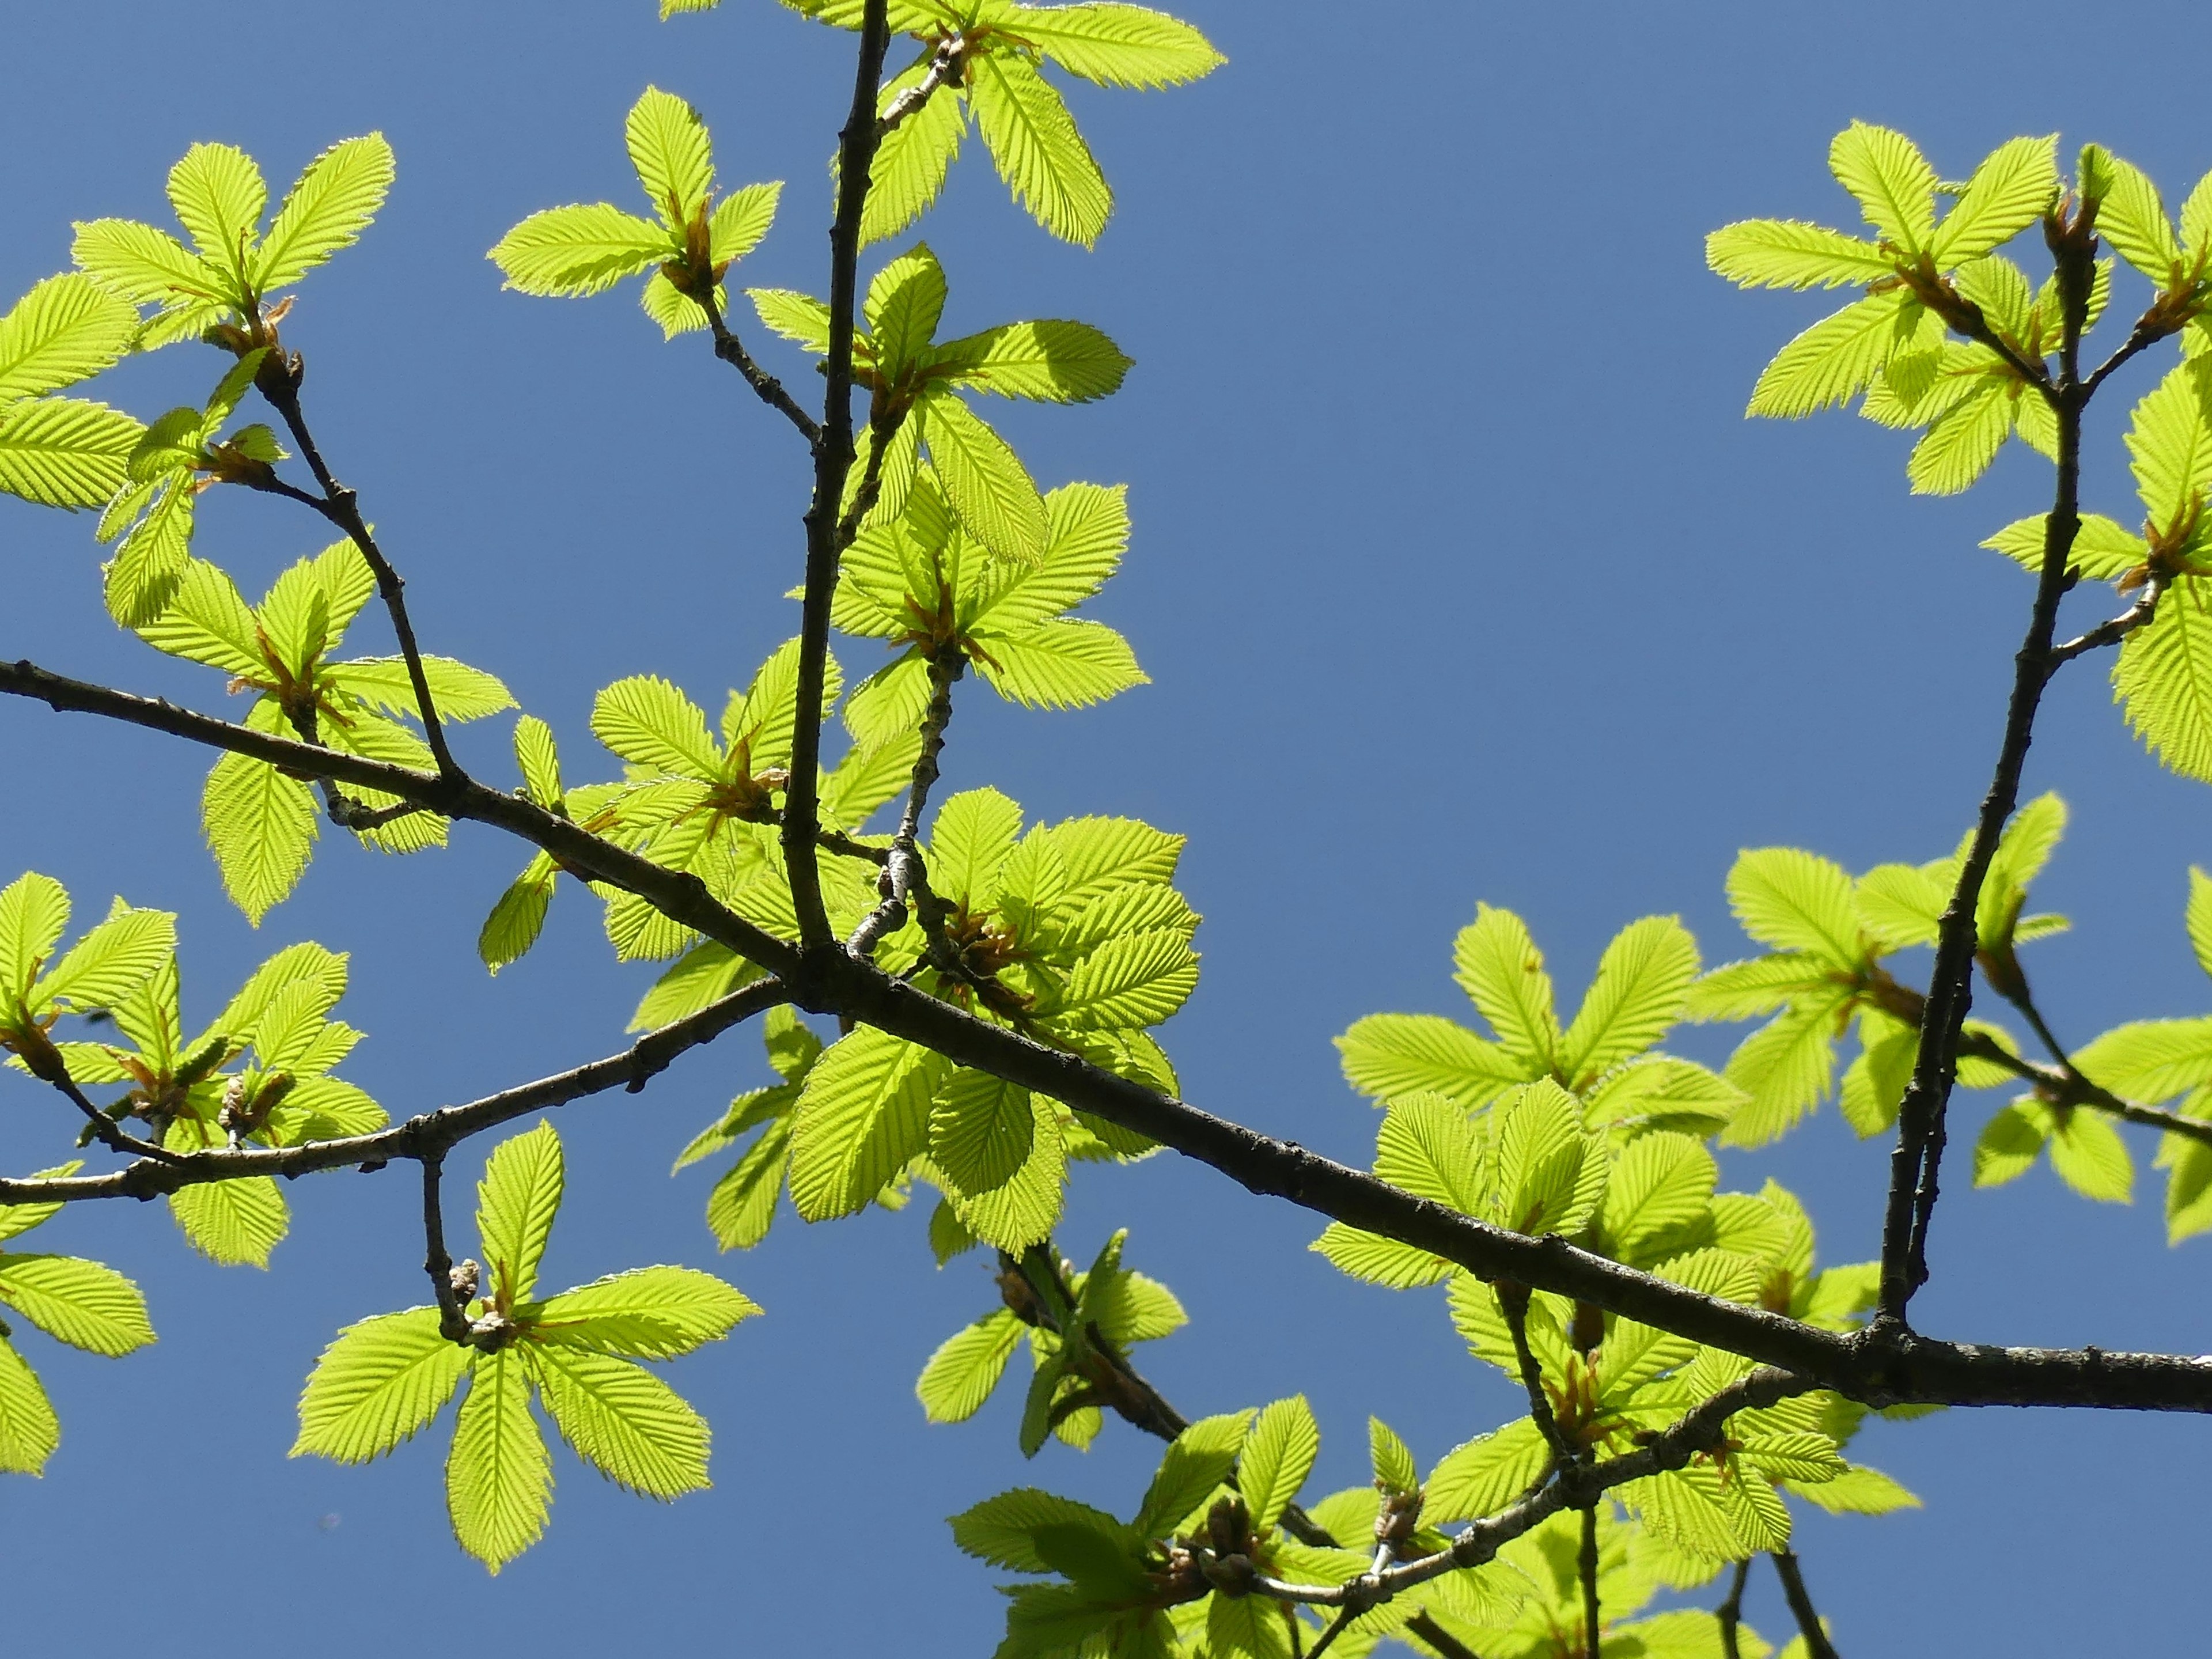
top-left (2, 1), bottom-right (2209, 1652)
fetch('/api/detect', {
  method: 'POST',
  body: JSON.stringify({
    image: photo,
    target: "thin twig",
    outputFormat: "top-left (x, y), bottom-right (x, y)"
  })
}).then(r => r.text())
top-left (421, 1153), bottom-right (471, 1343)
top-left (784, 0), bottom-right (894, 952)
top-left (46, 1070), bottom-right (177, 1163)
top-left (878, 34), bottom-right (969, 137)
top-left (700, 289), bottom-right (821, 444)
top-left (255, 372), bottom-right (463, 781)
top-left (1497, 1283), bottom-right (1571, 1461)
top-left (1578, 1503), bottom-right (1601, 1659)
top-left (1770, 1550), bottom-right (1842, 1659)
top-left (849, 654), bottom-right (959, 956)
top-left (2048, 570), bottom-right (2169, 666)
top-left (1717, 1558), bottom-right (1750, 1659)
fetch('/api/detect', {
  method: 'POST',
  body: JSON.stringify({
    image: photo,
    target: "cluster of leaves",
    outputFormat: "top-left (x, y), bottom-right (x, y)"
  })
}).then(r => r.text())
top-left (0, 274), bottom-right (143, 512)
top-left (293, 1122), bottom-right (757, 1573)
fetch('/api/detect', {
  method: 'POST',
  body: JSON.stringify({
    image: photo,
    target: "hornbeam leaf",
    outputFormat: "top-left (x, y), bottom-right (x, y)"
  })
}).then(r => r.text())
top-left (0, 1340), bottom-right (60, 1475)
top-left (1748, 288), bottom-right (1916, 418)
top-left (0, 1254), bottom-right (155, 1355)
top-left (2084, 145), bottom-right (2183, 285)
top-left (626, 86), bottom-right (715, 229)
top-left (1335, 1012), bottom-right (1527, 1109)
top-left (530, 1264), bottom-right (757, 1359)
top-left (1727, 848), bottom-right (1862, 967)
top-left (1425, 1417), bottom-right (1549, 1524)
top-left (1828, 122), bottom-right (1938, 252)
top-left (1017, 5), bottom-right (1226, 88)
top-left (2115, 578), bottom-right (2212, 782)
top-left (1705, 219), bottom-right (1895, 290)
top-left (934, 319), bottom-right (1131, 403)
top-left (592, 675), bottom-right (722, 778)
top-left (202, 752), bottom-right (319, 924)
top-left (0, 396), bottom-right (141, 510)
top-left (0, 274), bottom-right (139, 400)
top-left (167, 142), bottom-right (266, 278)
top-left (476, 1122), bottom-right (565, 1306)
top-left (1240, 1395), bottom-right (1320, 1529)
top-left (788, 1025), bottom-right (949, 1220)
top-left (255, 134), bottom-right (396, 291)
top-left (166, 1174), bottom-right (288, 1268)
top-left (916, 1309), bottom-right (1022, 1423)
top-left (0, 873), bottom-right (70, 1006)
top-left (527, 1344), bottom-right (710, 1500)
top-left (2125, 359), bottom-right (2212, 532)
top-left (32, 905), bottom-right (175, 1013)
top-left (703, 1119), bottom-right (793, 1250)
top-left (967, 49), bottom-right (1112, 247)
top-left (1932, 134), bottom-right (2058, 264)
top-left (975, 618), bottom-right (1147, 710)
top-left (445, 1347), bottom-right (550, 1574)
top-left (1906, 377), bottom-right (2014, 495)
top-left (861, 58), bottom-right (967, 245)
top-left (1452, 904), bottom-right (1560, 1073)
top-left (291, 1305), bottom-right (471, 1463)
top-left (490, 203), bottom-right (673, 296)
top-left (709, 181), bottom-right (781, 268)
top-left (1560, 914), bottom-right (1699, 1082)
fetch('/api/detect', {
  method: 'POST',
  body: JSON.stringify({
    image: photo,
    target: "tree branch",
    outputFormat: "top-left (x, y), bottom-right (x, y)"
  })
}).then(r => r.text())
top-left (1577, 1502), bottom-right (1601, 1659)
top-left (254, 368), bottom-right (463, 780)
top-left (421, 1152), bottom-right (471, 1343)
top-left (878, 33), bottom-right (969, 138)
top-left (1717, 1558), bottom-right (1750, 1659)
top-left (784, 0), bottom-right (893, 952)
top-left (1770, 1550), bottom-right (1841, 1659)
top-left (700, 288), bottom-right (821, 445)
top-left (0, 979), bottom-right (789, 1205)
top-left (850, 654), bottom-right (960, 956)
top-left (2048, 569), bottom-right (2169, 666)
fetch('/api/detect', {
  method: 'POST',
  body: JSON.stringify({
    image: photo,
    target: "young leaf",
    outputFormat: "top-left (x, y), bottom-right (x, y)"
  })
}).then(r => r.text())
top-left (291, 1305), bottom-right (472, 1463)
top-left (0, 1255), bottom-right (154, 1355)
top-left (527, 1343), bottom-right (710, 1500)
top-left (1240, 1395), bottom-right (1320, 1528)
top-left (0, 1340), bottom-right (60, 1475)
top-left (254, 134), bottom-right (397, 291)
top-left (967, 50), bottom-right (1112, 247)
top-left (445, 1347), bottom-right (551, 1574)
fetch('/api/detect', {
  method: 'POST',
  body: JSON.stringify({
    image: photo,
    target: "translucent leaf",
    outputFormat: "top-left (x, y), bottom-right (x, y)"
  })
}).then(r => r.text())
top-left (168, 142), bottom-right (266, 275)
top-left (1932, 134), bottom-right (2058, 264)
top-left (2049, 1109), bottom-right (2133, 1202)
top-left (1705, 219), bottom-right (1893, 290)
top-left (976, 618), bottom-right (1147, 709)
top-left (1056, 929), bottom-right (1198, 1030)
top-left (2126, 359), bottom-right (2212, 533)
top-left (709, 180), bottom-right (781, 269)
top-left (1334, 1012), bottom-right (1525, 1108)
top-left (169, 1174), bottom-right (289, 1267)
top-left (1017, 5), bottom-right (1226, 88)
top-left (1906, 378), bottom-right (2014, 496)
top-left (747, 287), bottom-right (834, 351)
top-left (202, 755), bottom-right (319, 925)
top-left (0, 872), bottom-right (70, 1005)
top-left (866, 242), bottom-right (949, 369)
top-left (917, 1308), bottom-right (1022, 1422)
top-left (592, 675), bottom-right (721, 778)
top-left (1728, 848), bottom-right (1862, 966)
top-left (1132, 1411), bottom-right (1250, 1538)
top-left (703, 1119), bottom-right (793, 1250)
top-left (1451, 904), bottom-right (1559, 1073)
top-left (918, 387), bottom-right (1048, 563)
top-left (70, 216), bottom-right (214, 309)
top-left (0, 274), bottom-right (139, 401)
top-left (861, 58), bottom-right (967, 246)
top-left (527, 1343), bottom-right (710, 1499)
top-left (625, 86), bottom-right (715, 229)
top-left (935, 319), bottom-right (1131, 404)
top-left (1972, 1101), bottom-right (2050, 1187)
top-left (2115, 577), bottom-right (2212, 782)
top-left (2083, 145), bottom-right (2182, 284)
top-left (1372, 1094), bottom-right (1486, 1212)
top-left (929, 1067), bottom-right (1035, 1196)
top-left (531, 1264), bottom-right (757, 1359)
top-left (1787, 1463), bottom-right (1921, 1515)
top-left (788, 1025), bottom-right (949, 1221)
top-left (32, 904), bottom-right (175, 1014)
top-left (1560, 914), bottom-right (1699, 1083)
top-left (0, 396), bottom-right (142, 510)
top-left (445, 1348), bottom-right (550, 1574)
top-left (952, 1486), bottom-right (1128, 1572)
top-left (1424, 1417), bottom-right (1549, 1524)
top-left (1747, 288), bottom-right (1915, 418)
top-left (1310, 1223), bottom-right (1453, 1289)
top-left (490, 203), bottom-right (671, 296)
top-left (1718, 995), bottom-right (1848, 1149)
top-left (476, 1121), bottom-right (565, 1306)
top-left (967, 48), bottom-right (1112, 247)
top-left (1828, 122), bottom-right (1938, 252)
top-left (1603, 1132), bottom-right (1717, 1262)
top-left (0, 1339), bottom-right (59, 1474)
top-left (1240, 1395), bottom-right (1320, 1527)
top-left (291, 1304), bottom-right (471, 1462)
top-left (0, 1253), bottom-right (154, 1354)
top-left (930, 786), bottom-right (1026, 910)
top-left (255, 134), bottom-right (396, 291)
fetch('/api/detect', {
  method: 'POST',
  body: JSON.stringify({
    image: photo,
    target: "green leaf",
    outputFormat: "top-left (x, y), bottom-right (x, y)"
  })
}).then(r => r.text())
top-left (916, 1308), bottom-right (1022, 1423)
top-left (32, 903), bottom-right (174, 1013)
top-left (918, 387), bottom-right (1048, 563)
top-left (930, 786), bottom-right (1026, 908)
top-left (476, 1121), bottom-right (565, 1306)
top-left (1729, 847), bottom-right (1862, 966)
top-left (527, 1343), bottom-right (710, 1499)
top-left (1452, 904), bottom-right (1559, 1073)
top-left (1719, 995), bottom-right (1847, 1148)
top-left (203, 752), bottom-right (319, 926)
top-left (1602, 1132), bottom-right (1718, 1262)
top-left (592, 675), bottom-right (722, 778)
top-left (1022, 6), bottom-right (1225, 88)
top-left (1932, 135), bottom-right (2058, 264)
top-left (255, 134), bottom-right (396, 291)
top-left (1132, 1411), bottom-right (1250, 1537)
top-left (861, 58), bottom-right (967, 246)
top-left (1788, 1463), bottom-right (1922, 1516)
top-left (1056, 929), bottom-right (1198, 1030)
top-left (639, 270), bottom-right (717, 338)
top-left (1972, 1102), bottom-right (2050, 1188)
top-left (702, 1119), bottom-right (793, 1250)
top-left (935, 319), bottom-right (1131, 403)
top-left (168, 142), bottom-right (266, 275)
top-left (975, 618), bottom-right (1147, 709)
top-left (1560, 914), bottom-right (1699, 1083)
top-left (1748, 288), bottom-right (1916, 419)
top-left (0, 396), bottom-right (142, 510)
top-left (1493, 1079), bottom-right (1602, 1234)
top-left (1838, 1013), bottom-right (1916, 1138)
top-left (0, 872), bottom-right (70, 1006)
top-left (491, 203), bottom-right (672, 296)
top-left (788, 1026), bottom-right (949, 1221)
top-left (1310, 1222), bottom-right (1453, 1289)
top-left (291, 1304), bottom-right (472, 1463)
top-left (967, 49), bottom-right (1112, 247)
top-left (1906, 378), bottom-right (2014, 496)
top-left (169, 1175), bottom-right (289, 1268)
top-left (866, 243), bottom-right (949, 369)
top-left (1334, 1012), bottom-right (1527, 1109)
top-left (479, 858), bottom-right (556, 975)
top-left (1705, 219), bottom-right (1894, 290)
top-left (0, 1339), bottom-right (59, 1474)
top-left (2116, 577), bottom-right (2212, 782)
top-left (929, 1068), bottom-right (1036, 1196)
top-left (446, 1348), bottom-right (550, 1574)
top-left (626, 86), bottom-right (715, 229)
top-left (2076, 1017), bottom-right (2212, 1101)
top-left (1240, 1395), bottom-right (1320, 1528)
top-left (748, 287), bottom-right (834, 351)
top-left (0, 274), bottom-right (139, 401)
top-left (2126, 359), bottom-right (2212, 533)
top-left (2083, 145), bottom-right (2182, 285)
top-left (531, 1264), bottom-right (757, 1359)
top-left (709, 181), bottom-right (781, 268)
top-left (103, 480), bottom-right (195, 627)
top-left (1828, 122), bottom-right (1937, 252)
top-left (2049, 1109), bottom-right (2133, 1202)
top-left (952, 1486), bottom-right (1127, 1572)
top-left (0, 1253), bottom-right (154, 1355)
top-left (1369, 1416), bottom-right (1419, 1493)
top-left (1424, 1416), bottom-right (1549, 1524)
